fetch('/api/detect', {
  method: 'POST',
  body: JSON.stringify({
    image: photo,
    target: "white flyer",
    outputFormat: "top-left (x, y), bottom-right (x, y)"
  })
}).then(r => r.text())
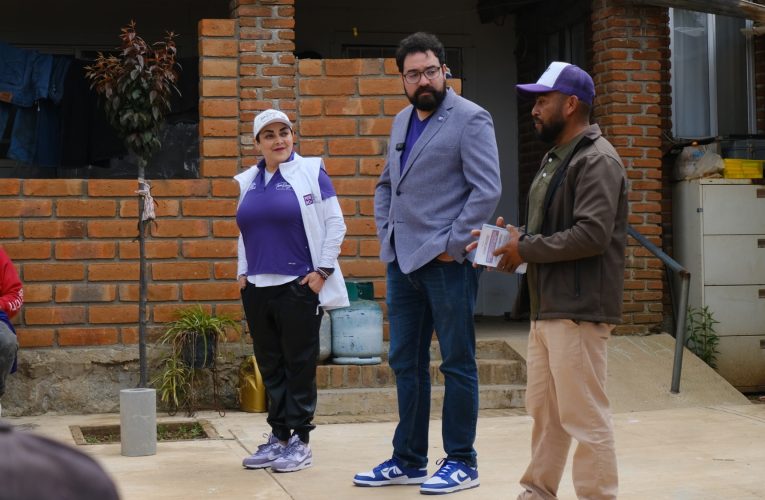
top-left (474, 224), bottom-right (527, 274)
top-left (475, 224), bottom-right (508, 268)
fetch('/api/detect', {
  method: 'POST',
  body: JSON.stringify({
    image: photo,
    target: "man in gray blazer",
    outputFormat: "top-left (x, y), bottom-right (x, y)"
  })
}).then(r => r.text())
top-left (353, 32), bottom-right (501, 495)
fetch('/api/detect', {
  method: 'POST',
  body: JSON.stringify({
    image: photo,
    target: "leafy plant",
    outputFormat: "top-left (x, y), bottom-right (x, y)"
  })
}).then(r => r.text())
top-left (158, 306), bottom-right (238, 366)
top-left (152, 306), bottom-right (239, 416)
top-left (685, 306), bottom-right (720, 368)
top-left (84, 21), bottom-right (180, 388)
top-left (84, 21), bottom-right (179, 166)
top-left (153, 356), bottom-right (191, 411)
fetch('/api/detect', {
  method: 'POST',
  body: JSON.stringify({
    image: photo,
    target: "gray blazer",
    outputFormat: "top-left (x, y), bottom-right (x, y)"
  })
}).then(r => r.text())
top-left (374, 88), bottom-right (502, 274)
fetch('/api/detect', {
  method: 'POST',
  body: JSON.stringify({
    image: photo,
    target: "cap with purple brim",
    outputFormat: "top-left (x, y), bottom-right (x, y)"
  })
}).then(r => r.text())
top-left (516, 61), bottom-right (595, 106)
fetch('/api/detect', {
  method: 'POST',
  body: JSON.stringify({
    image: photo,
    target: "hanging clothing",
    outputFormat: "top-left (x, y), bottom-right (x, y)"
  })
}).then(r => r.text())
top-left (0, 41), bottom-right (71, 166)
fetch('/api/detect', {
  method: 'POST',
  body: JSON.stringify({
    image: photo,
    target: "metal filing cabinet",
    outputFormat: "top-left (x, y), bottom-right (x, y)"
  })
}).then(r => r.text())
top-left (673, 179), bottom-right (765, 391)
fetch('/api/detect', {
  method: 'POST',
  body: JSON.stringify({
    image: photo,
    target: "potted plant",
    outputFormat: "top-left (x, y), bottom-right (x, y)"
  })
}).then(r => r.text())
top-left (153, 306), bottom-right (239, 415)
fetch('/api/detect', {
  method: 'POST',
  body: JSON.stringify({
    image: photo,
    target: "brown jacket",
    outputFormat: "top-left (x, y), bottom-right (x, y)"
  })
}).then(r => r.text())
top-left (515, 124), bottom-right (628, 324)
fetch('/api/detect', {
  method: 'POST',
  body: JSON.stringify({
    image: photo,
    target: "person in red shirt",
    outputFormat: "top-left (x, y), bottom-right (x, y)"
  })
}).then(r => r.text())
top-left (0, 246), bottom-right (22, 416)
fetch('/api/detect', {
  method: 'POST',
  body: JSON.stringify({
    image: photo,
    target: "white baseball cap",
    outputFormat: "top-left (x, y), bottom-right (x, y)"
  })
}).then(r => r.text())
top-left (253, 109), bottom-right (293, 139)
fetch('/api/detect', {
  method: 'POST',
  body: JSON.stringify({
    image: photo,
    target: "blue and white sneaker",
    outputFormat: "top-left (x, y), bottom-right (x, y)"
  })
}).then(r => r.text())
top-left (353, 457), bottom-right (428, 486)
top-left (419, 458), bottom-right (479, 495)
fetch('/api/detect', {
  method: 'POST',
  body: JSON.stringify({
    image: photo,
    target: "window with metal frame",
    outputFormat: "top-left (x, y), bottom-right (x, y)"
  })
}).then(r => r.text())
top-left (670, 8), bottom-right (756, 139)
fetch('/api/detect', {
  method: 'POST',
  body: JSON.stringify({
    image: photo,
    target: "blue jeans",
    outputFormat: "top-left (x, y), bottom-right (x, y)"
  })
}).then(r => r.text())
top-left (0, 321), bottom-right (18, 397)
top-left (387, 259), bottom-right (480, 468)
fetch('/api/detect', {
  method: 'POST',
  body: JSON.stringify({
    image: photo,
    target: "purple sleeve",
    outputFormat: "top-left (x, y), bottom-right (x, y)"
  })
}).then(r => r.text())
top-left (318, 169), bottom-right (337, 200)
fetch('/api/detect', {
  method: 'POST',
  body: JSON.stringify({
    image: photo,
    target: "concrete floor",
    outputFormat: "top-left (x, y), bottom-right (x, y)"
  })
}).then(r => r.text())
top-left (4, 324), bottom-right (763, 499)
top-left (6, 404), bottom-right (765, 500)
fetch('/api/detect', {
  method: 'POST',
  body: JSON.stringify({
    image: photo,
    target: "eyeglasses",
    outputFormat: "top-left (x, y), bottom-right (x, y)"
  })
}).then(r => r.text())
top-left (402, 66), bottom-right (442, 84)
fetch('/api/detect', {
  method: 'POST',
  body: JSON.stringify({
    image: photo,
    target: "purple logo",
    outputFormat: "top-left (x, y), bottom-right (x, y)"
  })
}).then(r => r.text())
top-left (303, 194), bottom-right (314, 205)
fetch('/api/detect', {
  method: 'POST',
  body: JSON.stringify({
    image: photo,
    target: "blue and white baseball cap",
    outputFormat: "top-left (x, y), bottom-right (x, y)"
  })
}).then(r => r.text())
top-left (516, 61), bottom-right (595, 106)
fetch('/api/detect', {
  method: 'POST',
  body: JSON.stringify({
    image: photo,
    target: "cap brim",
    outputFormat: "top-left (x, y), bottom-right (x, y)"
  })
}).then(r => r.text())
top-left (515, 83), bottom-right (554, 99)
top-left (255, 118), bottom-right (292, 137)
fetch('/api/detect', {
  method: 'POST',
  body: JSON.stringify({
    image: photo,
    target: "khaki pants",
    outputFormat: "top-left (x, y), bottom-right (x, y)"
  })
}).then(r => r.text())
top-left (518, 319), bottom-right (618, 500)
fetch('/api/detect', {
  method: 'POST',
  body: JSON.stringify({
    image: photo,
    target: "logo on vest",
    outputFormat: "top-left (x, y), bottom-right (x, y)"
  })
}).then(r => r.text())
top-left (303, 194), bottom-right (314, 206)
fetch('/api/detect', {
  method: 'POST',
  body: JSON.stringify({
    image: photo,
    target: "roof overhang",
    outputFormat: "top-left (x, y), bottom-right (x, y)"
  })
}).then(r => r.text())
top-left (629, 0), bottom-right (765, 22)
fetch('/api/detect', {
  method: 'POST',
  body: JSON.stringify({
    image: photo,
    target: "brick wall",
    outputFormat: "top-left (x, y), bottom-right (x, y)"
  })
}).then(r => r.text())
top-left (0, 0), bottom-right (703, 355)
top-left (295, 58), bottom-right (401, 307)
top-left (232, 0), bottom-right (297, 167)
top-left (1, 178), bottom-right (243, 350)
top-left (591, 1), bottom-right (669, 333)
top-left (0, 19), bottom-right (246, 353)
top-left (199, 19), bottom-right (240, 178)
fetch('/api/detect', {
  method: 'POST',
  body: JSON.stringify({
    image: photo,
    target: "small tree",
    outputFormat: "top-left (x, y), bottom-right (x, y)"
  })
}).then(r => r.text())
top-left (85, 21), bottom-right (179, 387)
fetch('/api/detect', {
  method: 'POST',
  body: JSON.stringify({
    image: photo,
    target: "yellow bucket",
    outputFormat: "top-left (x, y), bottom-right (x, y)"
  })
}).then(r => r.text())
top-left (238, 355), bottom-right (267, 413)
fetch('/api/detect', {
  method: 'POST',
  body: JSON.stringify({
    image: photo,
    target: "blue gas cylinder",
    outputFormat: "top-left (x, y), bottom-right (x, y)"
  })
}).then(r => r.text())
top-left (329, 281), bottom-right (382, 365)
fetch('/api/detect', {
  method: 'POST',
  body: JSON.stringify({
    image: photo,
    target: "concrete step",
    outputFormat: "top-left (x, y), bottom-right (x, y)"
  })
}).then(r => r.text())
top-left (315, 339), bottom-right (527, 416)
top-left (316, 358), bottom-right (525, 390)
top-left (316, 384), bottom-right (526, 417)
top-left (374, 338), bottom-right (525, 362)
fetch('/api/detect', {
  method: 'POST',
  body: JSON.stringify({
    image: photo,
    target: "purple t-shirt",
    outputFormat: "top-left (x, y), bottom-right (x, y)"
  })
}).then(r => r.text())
top-left (237, 161), bottom-right (337, 277)
top-left (400, 110), bottom-right (433, 175)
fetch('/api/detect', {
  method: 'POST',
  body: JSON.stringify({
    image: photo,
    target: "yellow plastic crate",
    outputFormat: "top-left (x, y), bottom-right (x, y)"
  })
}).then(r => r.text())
top-left (741, 160), bottom-right (763, 178)
top-left (724, 158), bottom-right (763, 179)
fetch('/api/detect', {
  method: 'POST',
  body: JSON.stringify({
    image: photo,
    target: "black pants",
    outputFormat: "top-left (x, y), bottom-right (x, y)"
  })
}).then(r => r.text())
top-left (241, 279), bottom-right (323, 443)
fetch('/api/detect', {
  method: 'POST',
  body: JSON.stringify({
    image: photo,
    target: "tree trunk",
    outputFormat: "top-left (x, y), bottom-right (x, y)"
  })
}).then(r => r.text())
top-left (138, 163), bottom-right (149, 387)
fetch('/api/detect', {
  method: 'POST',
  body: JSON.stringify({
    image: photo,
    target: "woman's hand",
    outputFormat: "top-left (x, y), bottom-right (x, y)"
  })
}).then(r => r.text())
top-left (300, 272), bottom-right (326, 294)
top-left (238, 275), bottom-right (248, 290)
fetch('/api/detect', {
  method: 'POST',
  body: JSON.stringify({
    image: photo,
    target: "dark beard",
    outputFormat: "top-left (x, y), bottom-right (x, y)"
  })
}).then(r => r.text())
top-left (534, 116), bottom-right (566, 144)
top-left (408, 86), bottom-right (447, 112)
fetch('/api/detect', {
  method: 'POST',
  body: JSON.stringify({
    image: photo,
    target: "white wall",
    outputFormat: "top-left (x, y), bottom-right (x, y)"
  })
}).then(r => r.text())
top-left (296, 0), bottom-right (520, 315)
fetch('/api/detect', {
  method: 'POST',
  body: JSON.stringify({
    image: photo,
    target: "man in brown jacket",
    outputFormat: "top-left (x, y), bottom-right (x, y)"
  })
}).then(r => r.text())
top-left (472, 62), bottom-right (627, 499)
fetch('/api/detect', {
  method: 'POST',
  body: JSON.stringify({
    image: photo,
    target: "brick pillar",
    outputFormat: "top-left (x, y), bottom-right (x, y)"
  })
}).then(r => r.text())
top-left (231, 0), bottom-right (296, 167)
top-left (591, 1), bottom-right (670, 333)
top-left (199, 19), bottom-right (240, 178)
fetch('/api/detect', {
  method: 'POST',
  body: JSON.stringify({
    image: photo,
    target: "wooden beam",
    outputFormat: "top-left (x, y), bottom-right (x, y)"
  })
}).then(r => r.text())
top-left (630, 0), bottom-right (765, 22)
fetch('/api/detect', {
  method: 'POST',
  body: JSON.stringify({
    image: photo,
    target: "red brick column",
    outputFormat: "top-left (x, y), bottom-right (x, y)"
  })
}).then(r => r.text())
top-left (591, 1), bottom-right (670, 333)
top-left (231, 0), bottom-right (296, 166)
top-left (199, 19), bottom-right (240, 178)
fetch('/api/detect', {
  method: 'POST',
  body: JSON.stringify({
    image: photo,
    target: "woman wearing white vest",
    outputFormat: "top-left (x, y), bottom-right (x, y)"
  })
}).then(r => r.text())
top-left (236, 109), bottom-right (348, 473)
